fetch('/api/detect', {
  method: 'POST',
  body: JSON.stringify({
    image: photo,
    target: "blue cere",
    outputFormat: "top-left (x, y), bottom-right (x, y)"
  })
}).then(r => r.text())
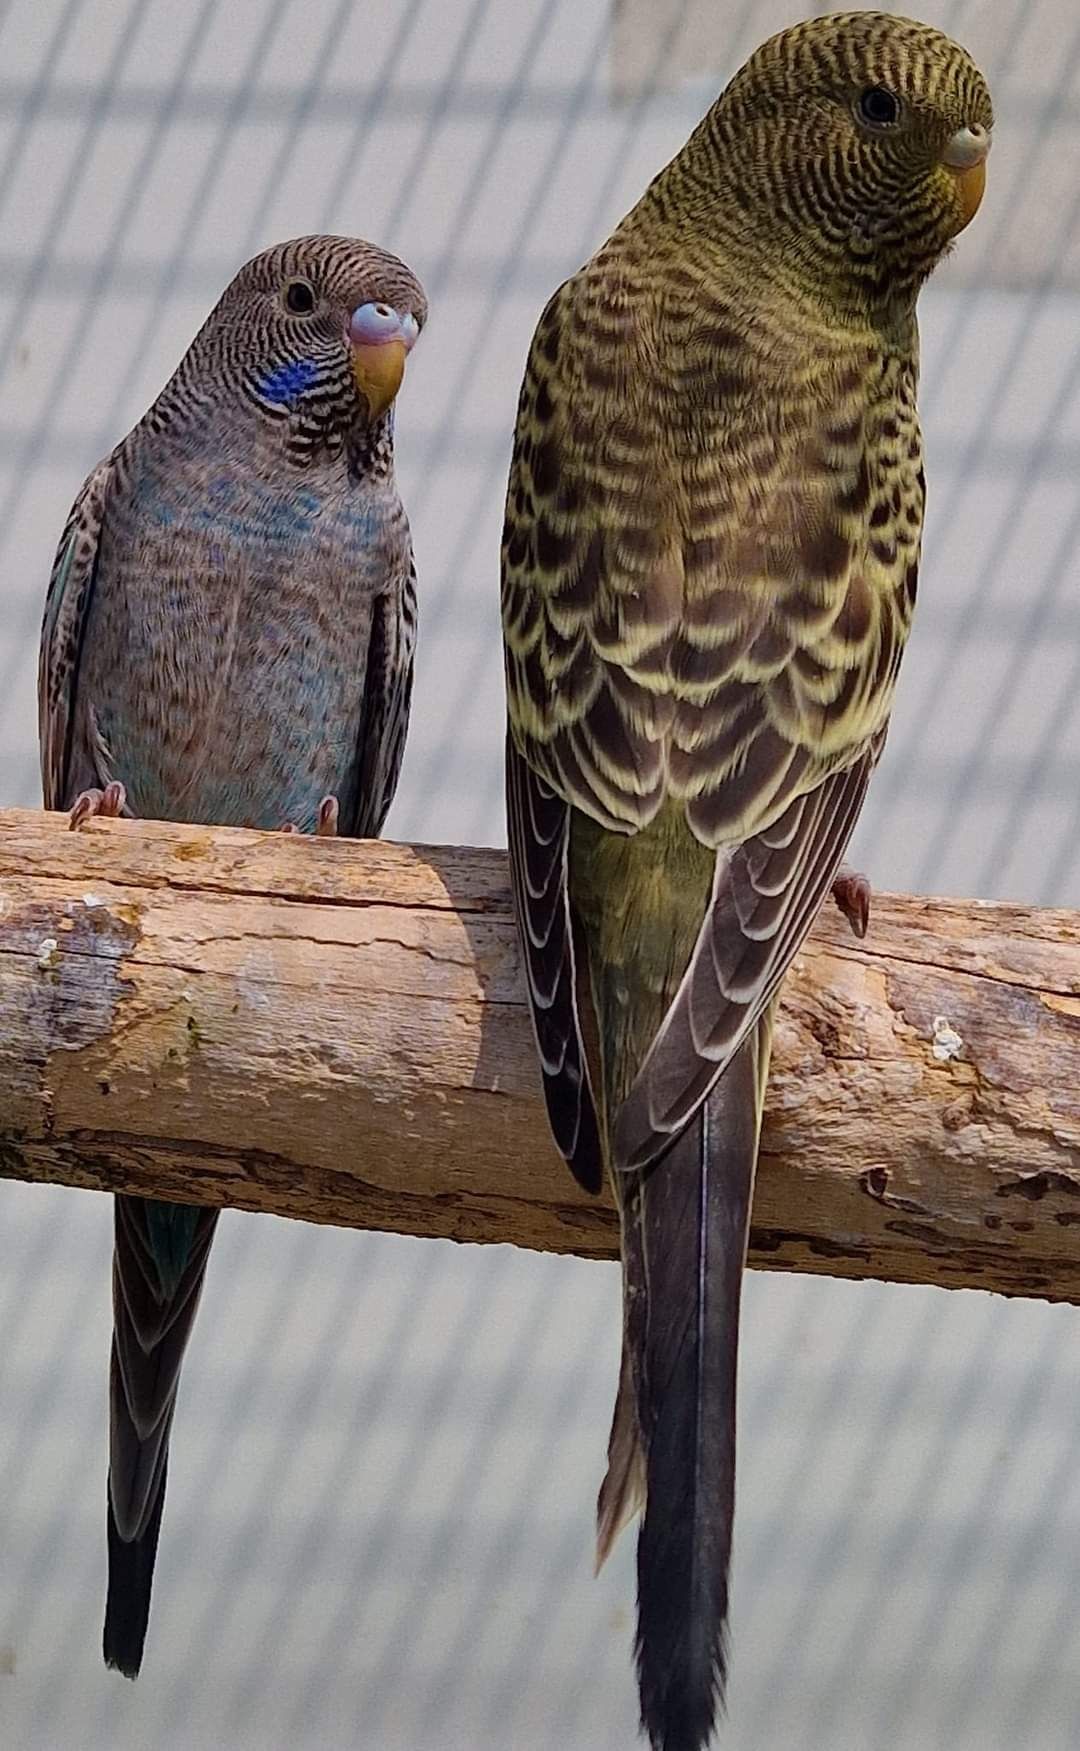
top-left (257, 357), bottom-right (319, 405)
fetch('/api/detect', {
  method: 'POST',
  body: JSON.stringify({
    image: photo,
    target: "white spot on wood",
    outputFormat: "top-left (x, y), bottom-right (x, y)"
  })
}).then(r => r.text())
top-left (932, 1015), bottom-right (964, 1061)
top-left (36, 937), bottom-right (59, 970)
top-left (81, 892), bottom-right (105, 909)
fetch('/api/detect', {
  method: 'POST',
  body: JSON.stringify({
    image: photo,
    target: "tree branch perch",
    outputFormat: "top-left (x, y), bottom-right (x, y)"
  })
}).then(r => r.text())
top-left (1, 808), bottom-right (1079, 1300)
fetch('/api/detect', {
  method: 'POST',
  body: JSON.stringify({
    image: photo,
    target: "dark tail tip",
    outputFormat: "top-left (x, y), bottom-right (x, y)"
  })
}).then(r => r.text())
top-left (638, 1639), bottom-right (726, 1751)
top-left (636, 1528), bottom-right (728, 1751)
top-left (103, 1473), bottom-right (167, 1679)
top-left (629, 1087), bottom-right (750, 1751)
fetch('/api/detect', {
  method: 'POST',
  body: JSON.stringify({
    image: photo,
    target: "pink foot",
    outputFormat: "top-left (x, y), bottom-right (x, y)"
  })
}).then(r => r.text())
top-left (315, 796), bottom-right (339, 838)
top-left (832, 865), bottom-right (871, 939)
top-left (69, 781), bottom-right (127, 832)
top-left (280, 795), bottom-right (340, 838)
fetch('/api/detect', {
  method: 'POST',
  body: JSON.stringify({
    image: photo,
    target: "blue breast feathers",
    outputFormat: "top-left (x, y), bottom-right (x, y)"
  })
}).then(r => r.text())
top-left (256, 357), bottom-right (319, 406)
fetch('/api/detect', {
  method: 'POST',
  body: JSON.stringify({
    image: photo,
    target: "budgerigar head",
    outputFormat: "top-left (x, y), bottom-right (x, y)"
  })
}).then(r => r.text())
top-left (687, 11), bottom-right (992, 298)
top-left (187, 236), bottom-right (427, 453)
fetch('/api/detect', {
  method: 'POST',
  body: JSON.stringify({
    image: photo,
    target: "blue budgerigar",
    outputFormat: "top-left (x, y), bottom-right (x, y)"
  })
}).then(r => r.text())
top-left (37, 235), bottom-right (427, 1676)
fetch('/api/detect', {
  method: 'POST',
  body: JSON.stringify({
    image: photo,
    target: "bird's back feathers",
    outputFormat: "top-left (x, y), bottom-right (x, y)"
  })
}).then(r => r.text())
top-left (503, 245), bottom-right (915, 1175)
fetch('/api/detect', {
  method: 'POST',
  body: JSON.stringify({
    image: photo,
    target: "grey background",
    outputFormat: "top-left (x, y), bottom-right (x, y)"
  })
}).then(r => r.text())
top-left (2, 1), bottom-right (1079, 1747)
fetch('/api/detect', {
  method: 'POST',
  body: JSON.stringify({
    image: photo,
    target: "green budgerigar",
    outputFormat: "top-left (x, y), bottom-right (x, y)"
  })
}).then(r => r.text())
top-left (501, 13), bottom-right (991, 1748)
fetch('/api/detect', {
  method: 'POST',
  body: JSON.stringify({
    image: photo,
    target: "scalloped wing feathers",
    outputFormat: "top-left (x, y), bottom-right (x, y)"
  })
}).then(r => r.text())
top-left (502, 247), bottom-right (920, 1171)
top-left (38, 454), bottom-right (115, 811)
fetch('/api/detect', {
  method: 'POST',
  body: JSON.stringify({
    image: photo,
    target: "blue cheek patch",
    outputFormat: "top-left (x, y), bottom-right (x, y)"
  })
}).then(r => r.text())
top-left (256, 358), bottom-right (320, 405)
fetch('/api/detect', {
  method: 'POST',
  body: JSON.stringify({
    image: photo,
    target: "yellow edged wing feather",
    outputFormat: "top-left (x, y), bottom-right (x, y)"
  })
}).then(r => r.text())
top-left (502, 247), bottom-right (921, 1173)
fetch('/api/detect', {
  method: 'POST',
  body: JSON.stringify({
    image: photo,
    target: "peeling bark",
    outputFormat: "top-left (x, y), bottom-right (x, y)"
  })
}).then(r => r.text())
top-left (1, 810), bottom-right (1079, 1300)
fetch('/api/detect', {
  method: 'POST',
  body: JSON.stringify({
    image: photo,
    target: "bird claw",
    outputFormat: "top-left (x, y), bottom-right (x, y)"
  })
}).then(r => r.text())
top-left (832, 865), bottom-right (871, 939)
top-left (69, 781), bottom-right (127, 831)
top-left (315, 796), bottom-right (339, 838)
top-left (279, 795), bottom-right (340, 838)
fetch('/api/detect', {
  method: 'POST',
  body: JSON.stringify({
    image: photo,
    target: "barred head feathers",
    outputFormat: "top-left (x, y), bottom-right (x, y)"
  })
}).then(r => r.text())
top-left (656, 11), bottom-right (992, 304)
top-left (146, 235), bottom-right (427, 466)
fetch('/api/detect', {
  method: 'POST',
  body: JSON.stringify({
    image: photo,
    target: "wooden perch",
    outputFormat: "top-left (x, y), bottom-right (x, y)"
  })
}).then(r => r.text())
top-left (1, 808), bottom-right (1080, 1301)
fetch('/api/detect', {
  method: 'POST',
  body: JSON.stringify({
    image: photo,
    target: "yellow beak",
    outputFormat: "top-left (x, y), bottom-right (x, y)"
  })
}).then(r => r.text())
top-left (942, 124), bottom-right (991, 233)
top-left (351, 337), bottom-right (407, 421)
top-left (947, 158), bottom-right (987, 232)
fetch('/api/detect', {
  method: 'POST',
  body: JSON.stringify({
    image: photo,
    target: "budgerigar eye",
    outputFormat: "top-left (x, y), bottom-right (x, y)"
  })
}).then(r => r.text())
top-left (283, 278), bottom-right (317, 315)
top-left (857, 85), bottom-right (902, 128)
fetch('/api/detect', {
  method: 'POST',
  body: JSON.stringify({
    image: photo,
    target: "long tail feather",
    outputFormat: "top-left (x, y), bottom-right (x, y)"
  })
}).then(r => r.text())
top-left (622, 1019), bottom-right (771, 1751)
top-left (596, 1340), bottom-right (646, 1573)
top-left (103, 1452), bottom-right (169, 1677)
top-left (104, 1194), bottom-right (219, 1676)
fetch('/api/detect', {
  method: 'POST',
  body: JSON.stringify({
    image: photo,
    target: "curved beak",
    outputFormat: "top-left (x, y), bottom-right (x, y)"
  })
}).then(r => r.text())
top-left (348, 303), bottom-right (419, 421)
top-left (942, 123), bottom-right (991, 232)
top-left (351, 336), bottom-right (408, 421)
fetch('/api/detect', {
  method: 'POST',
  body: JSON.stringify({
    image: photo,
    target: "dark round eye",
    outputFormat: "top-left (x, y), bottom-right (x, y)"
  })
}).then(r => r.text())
top-left (283, 278), bottom-right (317, 315)
top-left (857, 85), bottom-right (901, 128)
